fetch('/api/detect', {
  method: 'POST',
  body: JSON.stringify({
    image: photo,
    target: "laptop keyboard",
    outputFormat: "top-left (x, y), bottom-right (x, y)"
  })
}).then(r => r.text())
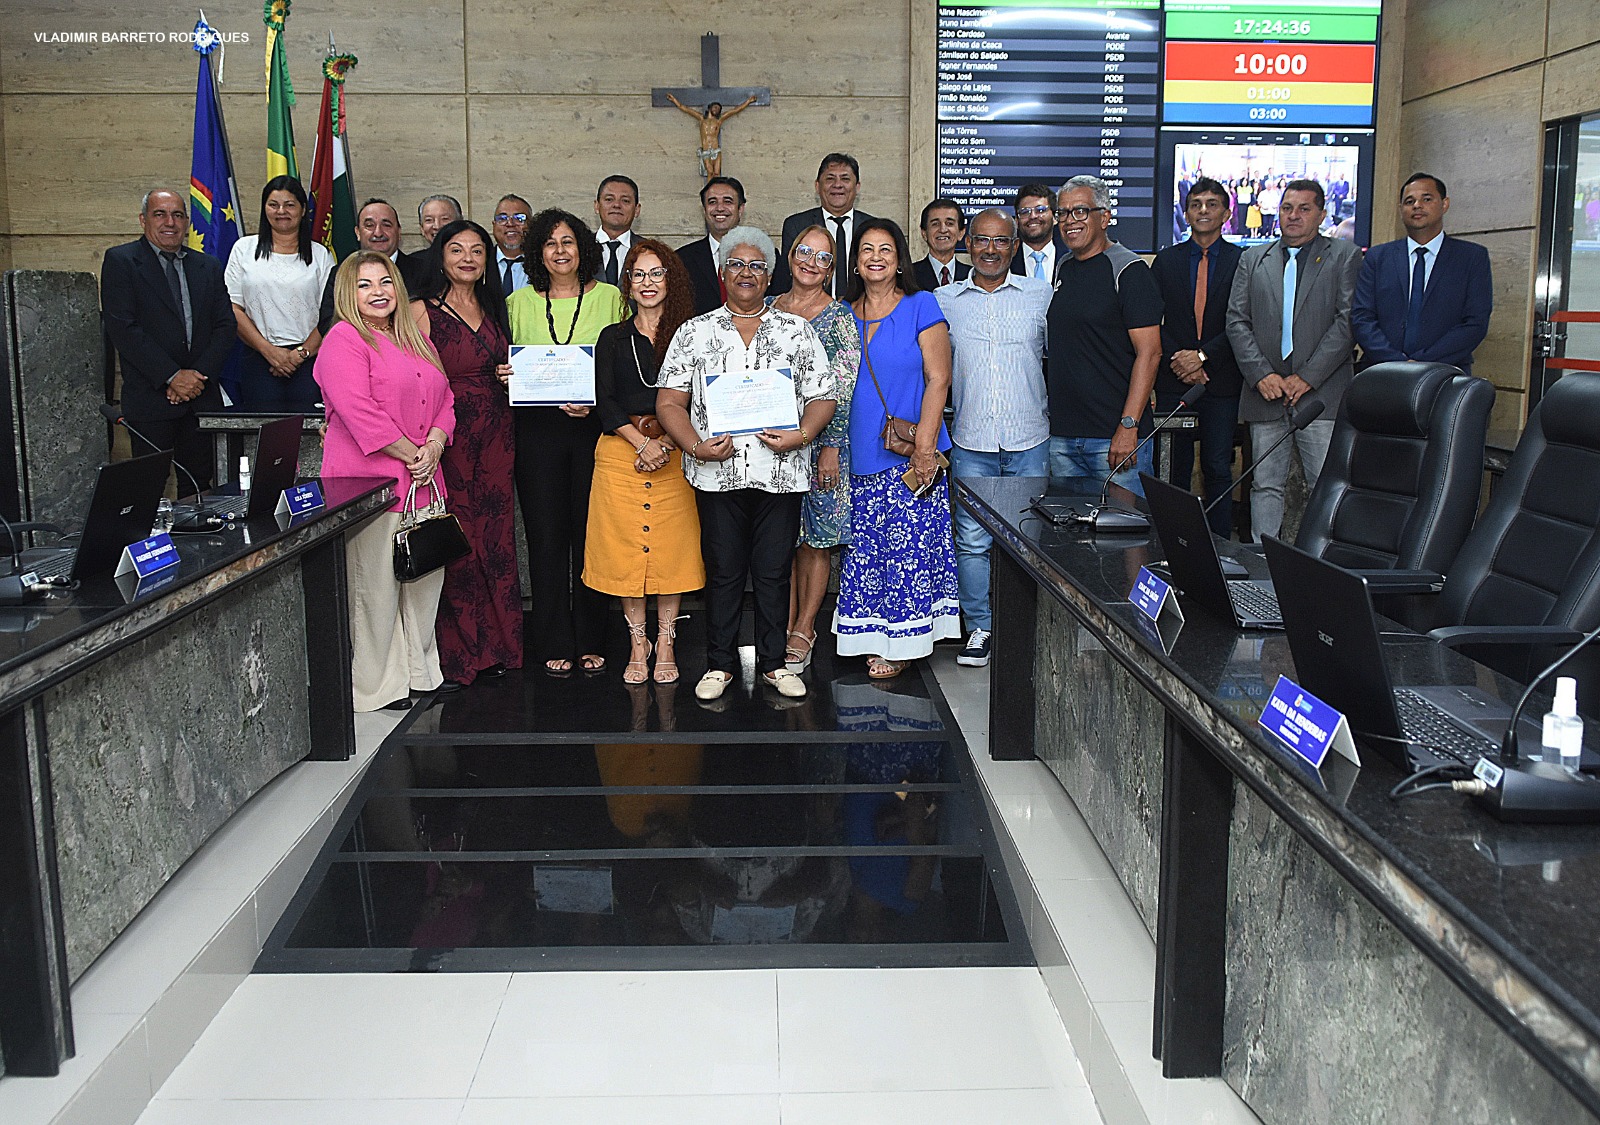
top-left (29, 549), bottom-right (75, 583)
top-left (1395, 689), bottom-right (1498, 766)
top-left (200, 495), bottom-right (249, 520)
top-left (1227, 581), bottom-right (1281, 621)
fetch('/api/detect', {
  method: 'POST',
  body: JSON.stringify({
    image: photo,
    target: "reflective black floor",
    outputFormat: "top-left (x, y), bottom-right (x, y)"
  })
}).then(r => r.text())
top-left (260, 601), bottom-right (1030, 971)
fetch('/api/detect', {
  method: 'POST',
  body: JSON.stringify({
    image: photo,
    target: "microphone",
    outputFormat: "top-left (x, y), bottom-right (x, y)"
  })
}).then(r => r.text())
top-left (1202, 398), bottom-right (1326, 520)
top-left (99, 404), bottom-right (224, 531)
top-left (1074, 383), bottom-right (1206, 532)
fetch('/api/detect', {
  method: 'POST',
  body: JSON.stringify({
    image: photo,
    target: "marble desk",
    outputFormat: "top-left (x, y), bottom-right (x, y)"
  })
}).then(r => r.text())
top-left (198, 412), bottom-right (326, 485)
top-left (959, 474), bottom-right (1600, 1125)
top-left (0, 476), bottom-right (388, 1080)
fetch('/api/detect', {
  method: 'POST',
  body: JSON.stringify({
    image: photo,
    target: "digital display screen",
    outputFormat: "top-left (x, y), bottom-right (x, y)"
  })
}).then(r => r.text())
top-left (933, 0), bottom-right (1381, 253)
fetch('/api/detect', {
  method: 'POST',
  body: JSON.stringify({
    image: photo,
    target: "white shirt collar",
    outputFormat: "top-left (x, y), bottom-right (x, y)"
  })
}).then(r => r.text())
top-left (597, 229), bottom-right (633, 247)
top-left (1406, 231), bottom-right (1445, 257)
top-left (953, 273), bottom-right (1021, 295)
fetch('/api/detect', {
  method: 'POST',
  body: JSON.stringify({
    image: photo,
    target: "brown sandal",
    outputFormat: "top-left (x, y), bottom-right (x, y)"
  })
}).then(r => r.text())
top-left (867, 656), bottom-right (906, 680)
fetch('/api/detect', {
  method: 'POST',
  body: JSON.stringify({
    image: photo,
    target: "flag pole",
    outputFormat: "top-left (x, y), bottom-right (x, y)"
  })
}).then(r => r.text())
top-left (202, 13), bottom-right (246, 237)
top-left (329, 31), bottom-right (357, 204)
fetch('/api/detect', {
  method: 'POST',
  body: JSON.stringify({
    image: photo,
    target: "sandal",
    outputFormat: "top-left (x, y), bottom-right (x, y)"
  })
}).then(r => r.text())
top-left (785, 629), bottom-right (817, 673)
top-left (655, 615), bottom-right (687, 684)
top-left (545, 658), bottom-right (574, 676)
top-left (867, 656), bottom-right (906, 681)
top-left (580, 653), bottom-right (607, 673)
top-left (622, 617), bottom-right (651, 685)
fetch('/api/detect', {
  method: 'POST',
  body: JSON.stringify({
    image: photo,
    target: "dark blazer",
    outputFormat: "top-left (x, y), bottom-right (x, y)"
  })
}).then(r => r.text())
top-left (1152, 237), bottom-right (1245, 399)
top-left (771, 207), bottom-right (876, 294)
top-left (677, 236), bottom-right (723, 316)
top-left (914, 255), bottom-right (969, 291)
top-left (1351, 235), bottom-right (1492, 375)
top-left (100, 239), bottom-right (234, 422)
top-left (1009, 231), bottom-right (1069, 277)
top-left (317, 249), bottom-right (429, 336)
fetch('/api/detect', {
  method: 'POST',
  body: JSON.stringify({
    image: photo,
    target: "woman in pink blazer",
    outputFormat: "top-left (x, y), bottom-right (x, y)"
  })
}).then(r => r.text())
top-left (316, 251), bottom-right (456, 711)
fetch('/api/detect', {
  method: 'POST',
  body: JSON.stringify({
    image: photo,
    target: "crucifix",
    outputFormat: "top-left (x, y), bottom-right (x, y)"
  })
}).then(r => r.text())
top-left (652, 33), bottom-right (770, 180)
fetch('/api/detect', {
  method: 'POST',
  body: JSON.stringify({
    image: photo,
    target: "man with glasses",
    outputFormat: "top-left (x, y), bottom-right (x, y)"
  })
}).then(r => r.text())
top-left (935, 209), bottom-right (1053, 667)
top-left (1151, 177), bottom-right (1245, 536)
top-left (1009, 183), bottom-right (1068, 282)
top-left (491, 194), bottom-right (532, 295)
top-left (1226, 178), bottom-right (1361, 541)
top-left (914, 198), bottom-right (970, 290)
top-left (678, 176), bottom-right (747, 315)
top-left (1045, 176), bottom-right (1165, 497)
top-left (772, 153), bottom-right (874, 297)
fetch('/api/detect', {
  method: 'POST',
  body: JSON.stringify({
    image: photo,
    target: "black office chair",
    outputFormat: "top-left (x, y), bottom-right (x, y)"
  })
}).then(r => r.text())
top-left (1296, 362), bottom-right (1493, 574)
top-left (1368, 372), bottom-right (1600, 707)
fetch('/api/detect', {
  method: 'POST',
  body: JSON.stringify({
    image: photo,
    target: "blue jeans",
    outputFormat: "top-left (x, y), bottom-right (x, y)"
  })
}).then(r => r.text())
top-left (1048, 436), bottom-right (1152, 499)
top-left (1156, 393), bottom-right (1240, 538)
top-left (950, 442), bottom-right (1050, 632)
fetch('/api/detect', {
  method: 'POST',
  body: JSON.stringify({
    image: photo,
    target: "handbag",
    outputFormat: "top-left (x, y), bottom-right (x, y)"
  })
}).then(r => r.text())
top-left (629, 413), bottom-right (664, 440)
top-left (862, 339), bottom-right (920, 458)
top-left (393, 478), bottom-right (471, 582)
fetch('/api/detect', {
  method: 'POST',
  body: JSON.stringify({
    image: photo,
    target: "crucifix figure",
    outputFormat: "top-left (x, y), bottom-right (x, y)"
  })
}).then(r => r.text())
top-left (653, 33), bottom-right (770, 180)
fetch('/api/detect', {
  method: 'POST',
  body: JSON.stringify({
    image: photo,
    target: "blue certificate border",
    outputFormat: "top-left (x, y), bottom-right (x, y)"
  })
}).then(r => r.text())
top-left (508, 344), bottom-right (596, 406)
top-left (704, 366), bottom-right (798, 436)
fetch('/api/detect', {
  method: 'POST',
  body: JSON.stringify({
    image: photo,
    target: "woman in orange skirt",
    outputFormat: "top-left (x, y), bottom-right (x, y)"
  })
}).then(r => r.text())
top-left (584, 240), bottom-right (706, 683)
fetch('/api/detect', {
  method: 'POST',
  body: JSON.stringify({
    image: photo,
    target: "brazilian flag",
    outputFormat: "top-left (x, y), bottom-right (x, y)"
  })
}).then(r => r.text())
top-left (264, 0), bottom-right (297, 179)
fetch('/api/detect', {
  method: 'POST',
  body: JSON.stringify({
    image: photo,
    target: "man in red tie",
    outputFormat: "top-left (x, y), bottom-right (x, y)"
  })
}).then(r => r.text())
top-left (1151, 177), bottom-right (1245, 537)
top-left (913, 199), bottom-right (970, 291)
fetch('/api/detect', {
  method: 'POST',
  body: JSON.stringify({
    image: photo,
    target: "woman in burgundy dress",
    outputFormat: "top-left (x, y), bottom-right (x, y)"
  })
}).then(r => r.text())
top-left (411, 219), bottom-right (524, 688)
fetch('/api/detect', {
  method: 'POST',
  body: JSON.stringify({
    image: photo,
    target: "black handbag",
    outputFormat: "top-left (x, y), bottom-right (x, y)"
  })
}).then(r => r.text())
top-left (393, 479), bottom-right (470, 582)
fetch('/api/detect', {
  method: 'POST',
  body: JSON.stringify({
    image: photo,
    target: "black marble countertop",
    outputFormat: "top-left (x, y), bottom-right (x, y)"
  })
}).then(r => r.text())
top-left (959, 474), bottom-right (1600, 1105)
top-left (197, 412), bottom-right (325, 429)
top-left (0, 476), bottom-right (390, 711)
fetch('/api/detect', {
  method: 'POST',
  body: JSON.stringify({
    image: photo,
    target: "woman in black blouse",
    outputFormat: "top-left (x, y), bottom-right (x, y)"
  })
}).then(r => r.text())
top-left (583, 240), bottom-right (705, 683)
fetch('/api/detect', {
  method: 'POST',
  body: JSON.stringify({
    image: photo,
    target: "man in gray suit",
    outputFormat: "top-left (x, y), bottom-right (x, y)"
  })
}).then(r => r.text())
top-left (1226, 178), bottom-right (1361, 541)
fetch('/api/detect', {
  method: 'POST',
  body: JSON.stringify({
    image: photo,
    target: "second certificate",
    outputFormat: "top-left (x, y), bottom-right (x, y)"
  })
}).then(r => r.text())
top-left (703, 367), bottom-right (800, 436)
top-left (509, 344), bottom-right (596, 406)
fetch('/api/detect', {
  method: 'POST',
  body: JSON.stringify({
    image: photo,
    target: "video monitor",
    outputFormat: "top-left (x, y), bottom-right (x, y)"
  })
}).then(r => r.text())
top-left (1156, 127), bottom-right (1375, 250)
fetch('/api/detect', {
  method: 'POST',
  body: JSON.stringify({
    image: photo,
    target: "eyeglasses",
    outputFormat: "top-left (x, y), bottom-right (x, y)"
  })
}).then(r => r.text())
top-left (1015, 204), bottom-right (1054, 219)
top-left (627, 267), bottom-right (668, 282)
top-left (968, 235), bottom-right (1015, 251)
top-left (1058, 206), bottom-right (1108, 221)
top-left (792, 245), bottom-right (835, 268)
top-left (723, 258), bottom-right (769, 275)
top-left (493, 212), bottom-right (529, 225)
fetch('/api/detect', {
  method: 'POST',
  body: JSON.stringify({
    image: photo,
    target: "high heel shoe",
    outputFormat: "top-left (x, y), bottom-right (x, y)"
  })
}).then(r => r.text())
top-left (785, 629), bottom-right (816, 673)
top-left (623, 617), bottom-right (652, 685)
top-left (655, 614), bottom-right (686, 684)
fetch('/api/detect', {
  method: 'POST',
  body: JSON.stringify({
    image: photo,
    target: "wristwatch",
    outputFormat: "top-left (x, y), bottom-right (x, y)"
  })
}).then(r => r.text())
top-left (1119, 415), bottom-right (1138, 429)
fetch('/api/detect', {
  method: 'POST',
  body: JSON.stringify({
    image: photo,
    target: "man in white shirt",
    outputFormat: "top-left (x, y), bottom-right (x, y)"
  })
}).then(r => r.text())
top-left (593, 175), bottom-right (641, 287)
top-left (491, 194), bottom-right (532, 295)
top-left (678, 176), bottom-right (746, 315)
top-left (773, 153), bottom-right (875, 297)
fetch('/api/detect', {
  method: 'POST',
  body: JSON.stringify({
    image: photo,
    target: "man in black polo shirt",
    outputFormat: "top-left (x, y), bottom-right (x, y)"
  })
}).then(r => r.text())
top-left (1045, 175), bottom-right (1164, 496)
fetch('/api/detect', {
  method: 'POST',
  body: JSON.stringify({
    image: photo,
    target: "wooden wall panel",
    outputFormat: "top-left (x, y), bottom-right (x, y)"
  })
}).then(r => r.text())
top-left (1542, 41), bottom-right (1600, 122)
top-left (1547, 0), bottom-right (1600, 58)
top-left (1401, 0), bottom-right (1547, 102)
top-left (1400, 66), bottom-right (1544, 236)
top-left (1471, 227), bottom-right (1537, 391)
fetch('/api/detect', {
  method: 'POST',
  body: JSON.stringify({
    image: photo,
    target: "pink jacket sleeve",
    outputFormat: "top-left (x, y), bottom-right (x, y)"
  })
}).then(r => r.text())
top-left (314, 323), bottom-right (404, 457)
top-left (430, 376), bottom-right (457, 446)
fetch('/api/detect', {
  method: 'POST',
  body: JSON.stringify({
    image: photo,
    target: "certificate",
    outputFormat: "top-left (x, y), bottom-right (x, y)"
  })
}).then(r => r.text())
top-left (703, 366), bottom-right (800, 436)
top-left (508, 344), bottom-right (595, 406)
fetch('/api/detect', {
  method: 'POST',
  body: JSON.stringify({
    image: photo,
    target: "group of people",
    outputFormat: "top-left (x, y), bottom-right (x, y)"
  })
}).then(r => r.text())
top-left (101, 151), bottom-right (1494, 709)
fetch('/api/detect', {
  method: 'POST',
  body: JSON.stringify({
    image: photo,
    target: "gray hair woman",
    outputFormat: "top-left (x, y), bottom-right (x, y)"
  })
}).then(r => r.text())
top-left (656, 225), bottom-right (837, 702)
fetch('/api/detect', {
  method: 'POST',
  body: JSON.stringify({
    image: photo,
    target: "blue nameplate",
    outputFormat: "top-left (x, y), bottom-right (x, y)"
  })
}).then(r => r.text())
top-left (114, 533), bottom-right (180, 580)
top-left (275, 481), bottom-right (325, 519)
top-left (1258, 674), bottom-right (1360, 769)
top-left (1130, 566), bottom-right (1184, 649)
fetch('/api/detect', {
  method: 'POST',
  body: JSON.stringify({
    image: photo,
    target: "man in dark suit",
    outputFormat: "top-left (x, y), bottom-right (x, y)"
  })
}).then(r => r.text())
top-left (1009, 183), bottom-right (1068, 281)
top-left (678, 176), bottom-right (747, 316)
top-left (317, 198), bottom-right (429, 334)
top-left (913, 198), bottom-right (970, 290)
top-left (1352, 172), bottom-right (1492, 375)
top-left (1226, 178), bottom-right (1363, 541)
top-left (771, 153), bottom-right (874, 297)
top-left (1152, 178), bottom-right (1245, 537)
top-left (100, 188), bottom-right (236, 493)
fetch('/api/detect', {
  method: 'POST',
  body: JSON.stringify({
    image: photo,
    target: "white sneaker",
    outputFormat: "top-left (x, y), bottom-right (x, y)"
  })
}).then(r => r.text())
top-left (694, 670), bottom-right (734, 701)
top-left (761, 668), bottom-right (808, 698)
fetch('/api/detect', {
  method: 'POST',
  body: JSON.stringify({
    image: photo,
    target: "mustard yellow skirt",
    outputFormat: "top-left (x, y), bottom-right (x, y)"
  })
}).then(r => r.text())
top-left (583, 433), bottom-right (706, 596)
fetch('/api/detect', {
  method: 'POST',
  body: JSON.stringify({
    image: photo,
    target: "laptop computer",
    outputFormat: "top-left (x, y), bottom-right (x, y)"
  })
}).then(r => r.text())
top-left (200, 416), bottom-right (304, 520)
top-left (1261, 535), bottom-right (1597, 773)
top-left (20, 451), bottom-right (173, 583)
top-left (1140, 473), bottom-right (1282, 629)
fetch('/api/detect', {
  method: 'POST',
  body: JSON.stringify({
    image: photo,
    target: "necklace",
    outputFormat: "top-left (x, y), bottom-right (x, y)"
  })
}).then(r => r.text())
top-left (544, 284), bottom-right (586, 345)
top-left (777, 291), bottom-right (828, 320)
top-left (724, 303), bottom-right (768, 319)
top-left (359, 316), bottom-right (393, 335)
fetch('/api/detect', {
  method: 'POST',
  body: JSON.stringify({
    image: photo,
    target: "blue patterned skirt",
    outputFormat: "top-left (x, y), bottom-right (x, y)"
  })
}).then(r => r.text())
top-left (800, 440), bottom-right (852, 549)
top-left (832, 467), bottom-right (962, 660)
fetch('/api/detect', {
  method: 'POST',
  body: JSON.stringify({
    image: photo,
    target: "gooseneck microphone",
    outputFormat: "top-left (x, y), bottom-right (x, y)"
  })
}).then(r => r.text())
top-left (1201, 398), bottom-right (1326, 520)
top-left (1074, 383), bottom-right (1206, 532)
top-left (98, 403), bottom-right (224, 531)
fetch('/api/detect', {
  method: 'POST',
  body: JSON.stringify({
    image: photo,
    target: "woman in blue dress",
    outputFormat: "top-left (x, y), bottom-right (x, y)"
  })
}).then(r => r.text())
top-left (832, 219), bottom-right (961, 679)
top-left (770, 225), bottom-right (861, 673)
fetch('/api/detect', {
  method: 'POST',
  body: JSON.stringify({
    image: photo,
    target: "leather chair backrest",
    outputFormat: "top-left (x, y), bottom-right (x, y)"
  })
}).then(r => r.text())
top-left (1296, 362), bottom-right (1493, 573)
top-left (1437, 371), bottom-right (1600, 631)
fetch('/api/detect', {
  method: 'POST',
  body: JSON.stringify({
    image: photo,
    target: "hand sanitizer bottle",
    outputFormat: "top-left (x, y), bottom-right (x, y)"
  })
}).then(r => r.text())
top-left (238, 455), bottom-right (252, 494)
top-left (1541, 677), bottom-right (1584, 772)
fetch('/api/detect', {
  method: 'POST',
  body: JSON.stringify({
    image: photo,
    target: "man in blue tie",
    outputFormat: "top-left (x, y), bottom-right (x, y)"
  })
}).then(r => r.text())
top-left (1351, 173), bottom-right (1493, 375)
top-left (1008, 183), bottom-right (1068, 282)
top-left (1226, 179), bottom-right (1362, 541)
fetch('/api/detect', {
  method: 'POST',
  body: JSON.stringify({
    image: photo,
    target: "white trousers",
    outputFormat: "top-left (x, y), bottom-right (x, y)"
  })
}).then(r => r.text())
top-left (345, 511), bottom-right (445, 711)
